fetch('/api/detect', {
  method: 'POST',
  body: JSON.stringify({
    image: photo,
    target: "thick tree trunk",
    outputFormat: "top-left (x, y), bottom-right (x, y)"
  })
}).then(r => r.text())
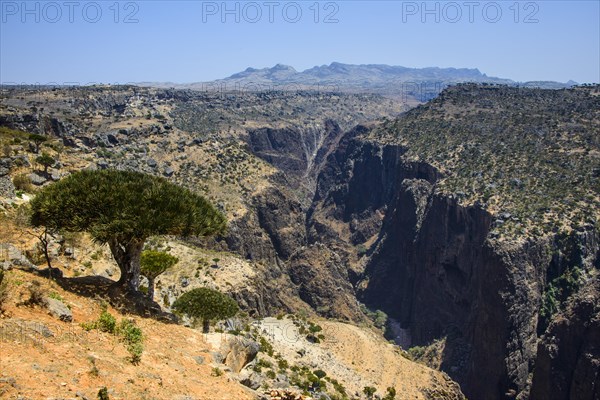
top-left (202, 319), bottom-right (210, 333)
top-left (108, 237), bottom-right (145, 293)
top-left (147, 277), bottom-right (155, 300)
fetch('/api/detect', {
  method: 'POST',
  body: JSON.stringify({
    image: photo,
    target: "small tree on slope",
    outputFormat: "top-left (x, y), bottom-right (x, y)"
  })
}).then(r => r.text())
top-left (29, 169), bottom-right (226, 293)
top-left (140, 250), bottom-right (178, 300)
top-left (172, 287), bottom-right (239, 333)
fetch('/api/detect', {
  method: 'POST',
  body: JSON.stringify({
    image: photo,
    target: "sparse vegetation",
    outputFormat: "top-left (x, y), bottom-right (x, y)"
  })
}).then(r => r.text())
top-left (539, 265), bottom-right (583, 331)
top-left (369, 84), bottom-right (600, 240)
top-left (81, 308), bottom-right (144, 364)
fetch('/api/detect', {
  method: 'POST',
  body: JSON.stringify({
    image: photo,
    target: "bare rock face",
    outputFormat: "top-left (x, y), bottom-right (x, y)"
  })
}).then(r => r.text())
top-left (287, 243), bottom-right (363, 320)
top-left (530, 277), bottom-right (600, 400)
top-left (247, 120), bottom-right (343, 206)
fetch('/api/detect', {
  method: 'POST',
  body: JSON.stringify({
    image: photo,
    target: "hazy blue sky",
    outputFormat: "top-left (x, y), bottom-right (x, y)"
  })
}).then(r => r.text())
top-left (1, 1), bottom-right (598, 84)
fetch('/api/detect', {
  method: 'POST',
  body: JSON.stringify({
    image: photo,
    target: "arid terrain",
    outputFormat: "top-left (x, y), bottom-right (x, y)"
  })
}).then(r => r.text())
top-left (0, 81), bottom-right (598, 399)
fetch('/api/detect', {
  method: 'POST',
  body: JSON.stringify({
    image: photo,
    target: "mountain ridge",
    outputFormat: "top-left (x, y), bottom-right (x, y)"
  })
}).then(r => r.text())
top-left (136, 62), bottom-right (577, 100)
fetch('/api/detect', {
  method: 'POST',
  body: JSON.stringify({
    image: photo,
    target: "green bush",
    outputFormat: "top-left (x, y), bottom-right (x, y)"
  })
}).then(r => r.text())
top-left (81, 310), bottom-right (143, 364)
top-left (172, 287), bottom-right (239, 333)
top-left (259, 336), bottom-right (274, 357)
top-left (539, 266), bottom-right (583, 331)
top-left (363, 386), bottom-right (377, 399)
top-left (97, 309), bottom-right (117, 333)
top-left (313, 369), bottom-right (327, 379)
top-left (383, 387), bottom-right (397, 400)
top-left (97, 386), bottom-right (109, 400)
top-left (13, 174), bottom-right (33, 192)
top-left (278, 358), bottom-right (289, 371)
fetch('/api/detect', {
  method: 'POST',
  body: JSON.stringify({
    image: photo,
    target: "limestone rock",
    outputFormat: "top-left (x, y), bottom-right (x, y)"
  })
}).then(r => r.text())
top-left (45, 297), bottom-right (73, 322)
top-left (28, 172), bottom-right (47, 186)
top-left (221, 336), bottom-right (259, 373)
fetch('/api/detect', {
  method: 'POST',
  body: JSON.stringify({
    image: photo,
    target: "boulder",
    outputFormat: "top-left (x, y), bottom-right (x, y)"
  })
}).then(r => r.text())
top-left (28, 172), bottom-right (47, 186)
top-left (238, 369), bottom-right (263, 390)
top-left (45, 297), bottom-right (73, 322)
top-left (221, 336), bottom-right (260, 373)
top-left (0, 175), bottom-right (15, 198)
top-left (0, 158), bottom-right (12, 176)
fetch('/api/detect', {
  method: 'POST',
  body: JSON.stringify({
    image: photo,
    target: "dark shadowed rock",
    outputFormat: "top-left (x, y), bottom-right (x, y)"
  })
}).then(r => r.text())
top-left (530, 277), bottom-right (600, 400)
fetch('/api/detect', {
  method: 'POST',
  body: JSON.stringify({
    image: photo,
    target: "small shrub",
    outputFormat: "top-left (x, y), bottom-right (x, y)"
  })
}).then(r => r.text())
top-left (97, 386), bottom-right (110, 400)
top-left (96, 309), bottom-right (117, 333)
top-left (259, 336), bottom-right (274, 357)
top-left (407, 346), bottom-right (426, 360)
top-left (88, 356), bottom-right (99, 377)
top-left (48, 291), bottom-right (63, 301)
top-left (383, 386), bottom-right (397, 400)
top-left (363, 386), bottom-right (377, 399)
top-left (26, 280), bottom-right (45, 307)
top-left (313, 369), bottom-right (327, 379)
top-left (211, 367), bottom-right (223, 377)
top-left (118, 319), bottom-right (143, 364)
top-left (278, 358), bottom-right (289, 371)
top-left (256, 358), bottom-right (273, 369)
top-left (266, 370), bottom-right (276, 379)
top-left (126, 342), bottom-right (143, 364)
top-left (13, 174), bottom-right (33, 192)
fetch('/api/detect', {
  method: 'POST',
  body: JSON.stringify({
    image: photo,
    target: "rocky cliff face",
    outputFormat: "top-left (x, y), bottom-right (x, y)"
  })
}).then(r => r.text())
top-left (246, 119), bottom-right (344, 206)
top-left (530, 276), bottom-right (600, 400)
top-left (307, 129), bottom-right (599, 399)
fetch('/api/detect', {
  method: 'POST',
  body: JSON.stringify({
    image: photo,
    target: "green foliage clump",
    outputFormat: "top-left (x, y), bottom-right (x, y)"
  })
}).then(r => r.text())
top-left (407, 345), bottom-right (426, 360)
top-left (363, 386), bottom-right (377, 399)
top-left (277, 358), bottom-right (289, 371)
top-left (97, 309), bottom-right (117, 333)
top-left (29, 169), bottom-right (226, 292)
top-left (97, 386), bottom-right (110, 400)
top-left (12, 174), bottom-right (34, 192)
top-left (172, 287), bottom-right (239, 333)
top-left (35, 152), bottom-right (55, 173)
top-left (313, 369), bottom-right (327, 379)
top-left (140, 250), bottom-right (178, 300)
top-left (383, 387), bottom-right (397, 400)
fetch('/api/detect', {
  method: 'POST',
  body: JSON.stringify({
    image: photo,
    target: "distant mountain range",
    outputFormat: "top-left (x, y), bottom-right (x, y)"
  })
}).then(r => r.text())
top-left (137, 62), bottom-right (577, 101)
